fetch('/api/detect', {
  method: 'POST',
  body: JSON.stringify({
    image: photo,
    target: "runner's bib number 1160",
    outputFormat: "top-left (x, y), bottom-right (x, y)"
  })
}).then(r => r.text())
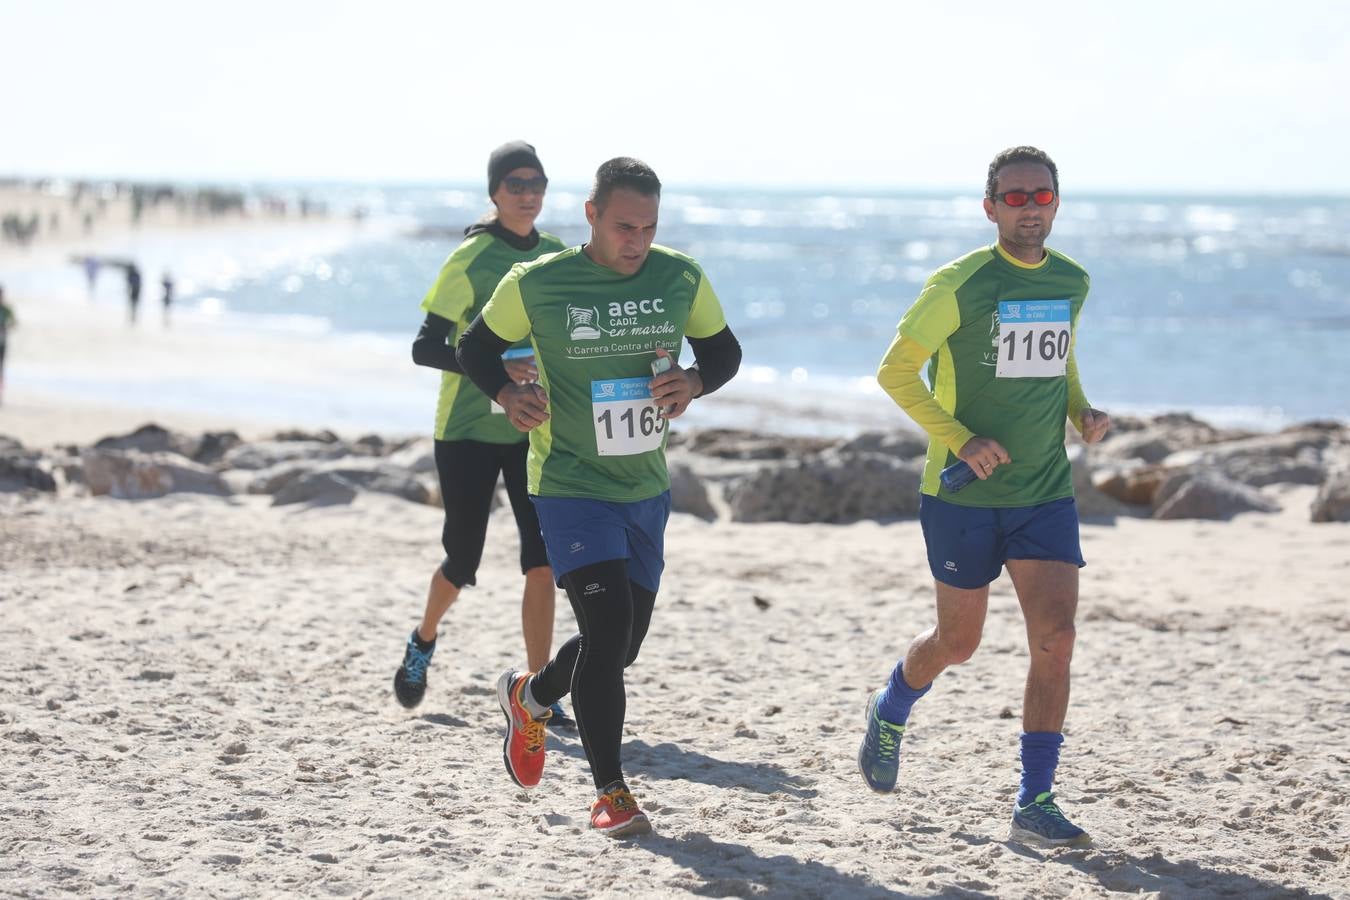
top-left (592, 377), bottom-right (667, 456)
top-left (995, 299), bottom-right (1071, 378)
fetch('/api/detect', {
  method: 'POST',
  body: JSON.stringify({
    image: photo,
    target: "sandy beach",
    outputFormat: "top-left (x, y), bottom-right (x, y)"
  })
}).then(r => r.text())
top-left (2, 409), bottom-right (1348, 899)
top-left (3, 196), bottom-right (1349, 899)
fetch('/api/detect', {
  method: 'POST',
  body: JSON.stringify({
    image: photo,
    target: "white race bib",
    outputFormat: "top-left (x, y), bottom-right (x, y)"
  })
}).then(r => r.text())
top-left (995, 300), bottom-right (1071, 378)
top-left (592, 377), bottom-right (667, 456)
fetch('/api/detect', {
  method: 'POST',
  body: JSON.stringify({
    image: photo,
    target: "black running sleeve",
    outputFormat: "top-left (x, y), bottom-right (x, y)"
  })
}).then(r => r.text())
top-left (411, 312), bottom-right (462, 372)
top-left (456, 315), bottom-right (514, 402)
top-left (686, 325), bottom-right (742, 397)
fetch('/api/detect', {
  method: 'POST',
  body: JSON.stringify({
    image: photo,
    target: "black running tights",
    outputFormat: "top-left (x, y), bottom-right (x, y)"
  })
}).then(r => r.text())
top-left (529, 559), bottom-right (656, 790)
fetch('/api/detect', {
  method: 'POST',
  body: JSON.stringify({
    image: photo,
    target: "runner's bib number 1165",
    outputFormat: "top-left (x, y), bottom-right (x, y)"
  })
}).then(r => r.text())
top-left (995, 299), bottom-right (1071, 378)
top-left (592, 377), bottom-right (667, 456)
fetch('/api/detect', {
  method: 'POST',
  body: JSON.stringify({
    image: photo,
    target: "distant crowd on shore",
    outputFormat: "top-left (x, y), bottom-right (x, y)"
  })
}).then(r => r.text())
top-left (0, 177), bottom-right (333, 250)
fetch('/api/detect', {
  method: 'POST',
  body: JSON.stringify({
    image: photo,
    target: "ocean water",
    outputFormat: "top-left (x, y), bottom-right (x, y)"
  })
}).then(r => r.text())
top-left (8, 185), bottom-right (1350, 435)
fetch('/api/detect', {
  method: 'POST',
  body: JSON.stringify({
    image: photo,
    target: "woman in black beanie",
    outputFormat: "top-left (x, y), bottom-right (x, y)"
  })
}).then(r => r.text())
top-left (392, 142), bottom-right (572, 728)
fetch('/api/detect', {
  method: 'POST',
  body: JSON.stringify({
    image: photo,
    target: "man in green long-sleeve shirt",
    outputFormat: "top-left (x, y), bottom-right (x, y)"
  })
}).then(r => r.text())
top-left (860, 146), bottom-right (1111, 849)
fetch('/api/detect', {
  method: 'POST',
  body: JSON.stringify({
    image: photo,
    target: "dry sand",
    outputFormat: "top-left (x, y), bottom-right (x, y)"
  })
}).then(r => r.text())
top-left (2, 459), bottom-right (1347, 897)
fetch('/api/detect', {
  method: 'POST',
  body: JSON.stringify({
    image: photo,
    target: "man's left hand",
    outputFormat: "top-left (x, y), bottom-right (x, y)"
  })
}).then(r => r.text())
top-left (1080, 408), bottom-right (1111, 444)
top-left (649, 348), bottom-right (702, 419)
top-left (502, 355), bottom-right (538, 384)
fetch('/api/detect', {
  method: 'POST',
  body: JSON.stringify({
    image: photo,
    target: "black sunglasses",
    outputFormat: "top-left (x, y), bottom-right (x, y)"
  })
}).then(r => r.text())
top-left (503, 175), bottom-right (548, 196)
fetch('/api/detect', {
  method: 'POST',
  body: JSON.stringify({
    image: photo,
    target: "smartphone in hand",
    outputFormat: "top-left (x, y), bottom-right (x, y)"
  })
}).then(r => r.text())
top-left (651, 355), bottom-right (675, 414)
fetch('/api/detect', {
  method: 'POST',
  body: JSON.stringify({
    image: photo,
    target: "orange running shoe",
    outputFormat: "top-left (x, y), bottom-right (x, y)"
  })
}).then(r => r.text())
top-left (496, 669), bottom-right (550, 788)
top-left (590, 782), bottom-right (652, 837)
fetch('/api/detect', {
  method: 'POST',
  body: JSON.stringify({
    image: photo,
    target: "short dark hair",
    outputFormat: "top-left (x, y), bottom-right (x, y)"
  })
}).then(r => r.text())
top-left (986, 146), bottom-right (1059, 200)
top-left (590, 157), bottom-right (661, 212)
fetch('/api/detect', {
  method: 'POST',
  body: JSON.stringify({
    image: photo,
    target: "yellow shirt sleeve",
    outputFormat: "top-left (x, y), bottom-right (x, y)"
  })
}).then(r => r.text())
top-left (480, 266), bottom-right (531, 342)
top-left (1065, 337), bottom-right (1091, 433)
top-left (419, 256), bottom-right (474, 322)
top-left (877, 333), bottom-right (976, 454)
top-left (685, 266), bottom-right (728, 339)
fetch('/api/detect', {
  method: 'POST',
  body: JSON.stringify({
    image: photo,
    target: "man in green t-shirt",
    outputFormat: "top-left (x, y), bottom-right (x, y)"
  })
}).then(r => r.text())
top-left (859, 146), bottom-right (1111, 848)
top-left (458, 157), bottom-right (742, 838)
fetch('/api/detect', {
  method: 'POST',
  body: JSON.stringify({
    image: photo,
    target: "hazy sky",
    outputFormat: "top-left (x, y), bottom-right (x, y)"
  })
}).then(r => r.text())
top-left (3, 0), bottom-right (1348, 193)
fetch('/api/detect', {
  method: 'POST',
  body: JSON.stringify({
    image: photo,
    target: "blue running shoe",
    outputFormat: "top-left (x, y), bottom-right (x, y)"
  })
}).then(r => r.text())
top-left (857, 689), bottom-right (906, 793)
top-left (393, 630), bottom-right (436, 709)
top-left (546, 701), bottom-right (576, 731)
top-left (1009, 792), bottom-right (1092, 848)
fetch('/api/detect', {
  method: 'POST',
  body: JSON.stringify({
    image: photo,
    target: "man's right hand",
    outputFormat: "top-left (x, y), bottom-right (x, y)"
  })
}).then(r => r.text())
top-left (497, 382), bottom-right (549, 432)
top-left (957, 436), bottom-right (1012, 480)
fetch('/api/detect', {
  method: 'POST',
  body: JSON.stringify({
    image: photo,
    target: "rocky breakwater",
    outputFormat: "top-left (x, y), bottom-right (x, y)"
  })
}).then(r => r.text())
top-left (0, 424), bottom-right (441, 507)
top-left (4, 414), bottom-right (1346, 524)
top-left (664, 413), bottom-right (1350, 525)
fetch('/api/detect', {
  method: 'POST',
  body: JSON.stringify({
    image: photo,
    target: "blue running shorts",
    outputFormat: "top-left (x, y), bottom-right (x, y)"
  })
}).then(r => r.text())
top-left (919, 495), bottom-right (1085, 589)
top-left (531, 491), bottom-right (672, 592)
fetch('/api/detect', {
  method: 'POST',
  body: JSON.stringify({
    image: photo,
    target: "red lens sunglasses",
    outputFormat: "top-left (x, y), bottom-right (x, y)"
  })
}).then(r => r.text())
top-left (995, 189), bottom-right (1056, 207)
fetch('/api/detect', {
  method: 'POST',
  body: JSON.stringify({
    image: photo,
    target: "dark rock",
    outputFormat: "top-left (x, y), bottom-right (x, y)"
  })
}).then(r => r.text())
top-left (248, 459), bottom-right (432, 505)
top-left (269, 428), bottom-right (341, 444)
top-left (192, 431), bottom-right (243, 466)
top-left (325, 464), bottom-right (431, 504)
top-left (221, 440), bottom-right (350, 471)
top-left (352, 434), bottom-right (386, 456)
top-left (1093, 464), bottom-right (1175, 506)
top-left (836, 430), bottom-right (929, 459)
top-left (726, 450), bottom-right (923, 523)
top-left (1152, 473), bottom-right (1279, 520)
top-left (1094, 413), bottom-right (1255, 463)
top-left (94, 423), bottom-right (198, 459)
top-left (272, 472), bottom-right (359, 506)
top-left (82, 449), bottom-right (232, 499)
top-left (1068, 445), bottom-right (1139, 518)
top-left (245, 463), bottom-right (311, 496)
top-left (681, 428), bottom-right (837, 461)
top-left (1092, 431), bottom-right (1176, 464)
top-left (1163, 429), bottom-right (1333, 467)
top-left (1219, 457), bottom-right (1325, 488)
top-left (669, 462), bottom-right (715, 521)
top-left (0, 450), bottom-right (58, 492)
top-left (387, 439), bottom-right (437, 474)
top-left (1311, 473), bottom-right (1350, 523)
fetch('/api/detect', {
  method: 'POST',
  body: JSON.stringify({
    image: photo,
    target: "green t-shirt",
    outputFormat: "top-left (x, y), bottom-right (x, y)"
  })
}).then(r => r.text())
top-left (420, 229), bottom-right (566, 443)
top-left (481, 244), bottom-right (728, 501)
top-left (900, 244), bottom-right (1091, 507)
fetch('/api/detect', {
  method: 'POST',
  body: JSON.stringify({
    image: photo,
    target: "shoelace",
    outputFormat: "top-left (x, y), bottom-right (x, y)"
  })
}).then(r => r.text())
top-left (404, 644), bottom-right (433, 682)
top-left (1032, 796), bottom-right (1069, 824)
top-left (873, 716), bottom-right (902, 762)
top-left (521, 718), bottom-right (547, 753)
top-left (599, 788), bottom-right (638, 814)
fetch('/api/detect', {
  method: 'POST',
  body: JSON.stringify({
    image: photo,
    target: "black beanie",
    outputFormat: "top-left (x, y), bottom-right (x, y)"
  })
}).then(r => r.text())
top-left (488, 141), bottom-right (545, 197)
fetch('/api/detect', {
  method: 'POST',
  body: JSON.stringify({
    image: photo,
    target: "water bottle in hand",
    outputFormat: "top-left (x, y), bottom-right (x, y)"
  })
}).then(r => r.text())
top-left (940, 460), bottom-right (978, 493)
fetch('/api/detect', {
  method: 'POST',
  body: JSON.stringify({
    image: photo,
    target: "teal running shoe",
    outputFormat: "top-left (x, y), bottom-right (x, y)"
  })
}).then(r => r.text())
top-left (546, 701), bottom-right (576, 731)
top-left (857, 689), bottom-right (906, 793)
top-left (1009, 792), bottom-right (1092, 848)
top-left (393, 630), bottom-right (436, 709)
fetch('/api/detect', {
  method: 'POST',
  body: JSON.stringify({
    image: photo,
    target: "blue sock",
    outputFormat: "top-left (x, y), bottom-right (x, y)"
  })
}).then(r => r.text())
top-left (1017, 731), bottom-right (1065, 807)
top-left (875, 661), bottom-right (931, 725)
